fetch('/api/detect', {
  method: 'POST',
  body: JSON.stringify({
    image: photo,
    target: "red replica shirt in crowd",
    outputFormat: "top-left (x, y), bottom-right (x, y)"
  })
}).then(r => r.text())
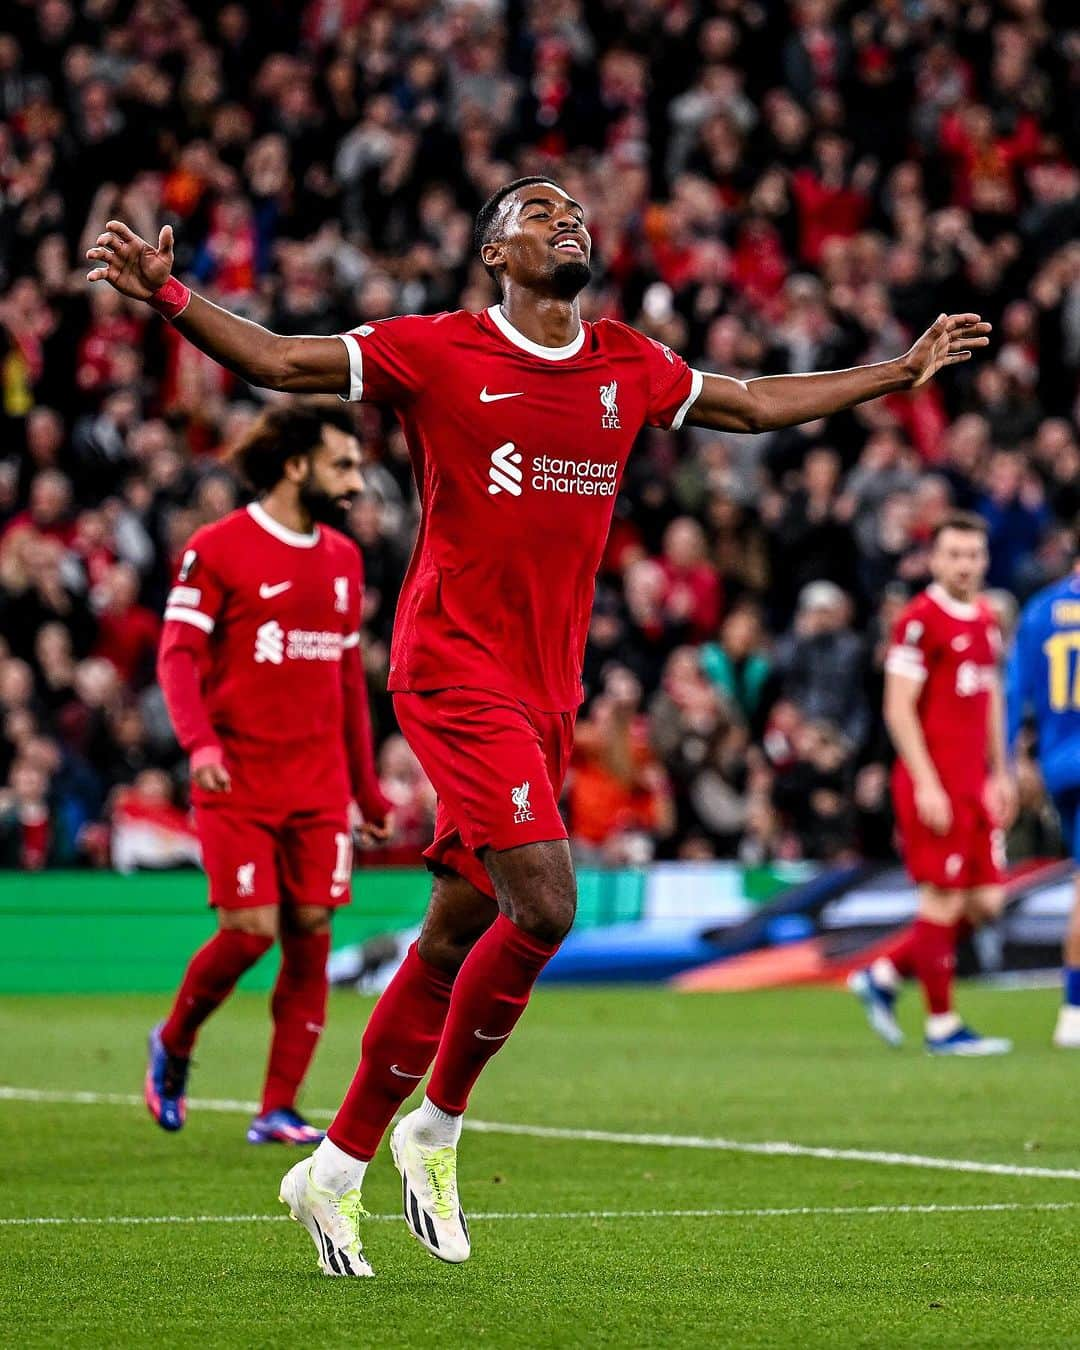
top-left (337, 306), bottom-right (702, 711)
top-left (885, 583), bottom-right (1001, 797)
top-left (157, 503), bottom-right (384, 815)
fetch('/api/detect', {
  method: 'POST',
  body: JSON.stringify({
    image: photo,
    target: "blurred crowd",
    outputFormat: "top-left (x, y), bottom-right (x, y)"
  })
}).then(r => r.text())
top-left (2, 0), bottom-right (1079, 870)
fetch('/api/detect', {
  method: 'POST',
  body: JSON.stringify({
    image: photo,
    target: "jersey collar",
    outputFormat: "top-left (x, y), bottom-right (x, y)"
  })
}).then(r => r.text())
top-left (928, 582), bottom-right (977, 620)
top-left (486, 305), bottom-right (586, 361)
top-left (247, 501), bottom-right (320, 548)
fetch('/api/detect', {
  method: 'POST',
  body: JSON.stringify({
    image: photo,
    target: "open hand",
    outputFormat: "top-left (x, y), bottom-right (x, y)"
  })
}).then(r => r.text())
top-left (902, 313), bottom-right (992, 389)
top-left (86, 219), bottom-right (175, 301)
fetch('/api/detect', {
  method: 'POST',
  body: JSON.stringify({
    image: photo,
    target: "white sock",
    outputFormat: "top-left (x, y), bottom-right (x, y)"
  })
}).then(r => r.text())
top-left (926, 1011), bottom-right (962, 1040)
top-left (311, 1137), bottom-right (368, 1196)
top-left (870, 957), bottom-right (900, 991)
top-left (415, 1095), bottom-right (463, 1147)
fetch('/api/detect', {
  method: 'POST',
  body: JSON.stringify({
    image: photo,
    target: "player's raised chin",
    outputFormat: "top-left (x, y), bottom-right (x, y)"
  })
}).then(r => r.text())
top-left (484, 182), bottom-right (593, 299)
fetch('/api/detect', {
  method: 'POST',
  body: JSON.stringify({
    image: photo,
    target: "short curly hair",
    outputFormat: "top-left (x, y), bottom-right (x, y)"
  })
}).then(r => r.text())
top-left (473, 176), bottom-right (567, 283)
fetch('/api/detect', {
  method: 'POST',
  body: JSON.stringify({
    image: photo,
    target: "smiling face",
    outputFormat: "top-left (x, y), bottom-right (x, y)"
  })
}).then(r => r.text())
top-left (481, 182), bottom-right (593, 299)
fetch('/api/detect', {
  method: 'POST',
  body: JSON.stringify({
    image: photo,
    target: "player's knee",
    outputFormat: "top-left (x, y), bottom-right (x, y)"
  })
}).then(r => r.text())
top-left (918, 887), bottom-right (964, 925)
top-left (287, 905), bottom-right (333, 937)
top-left (418, 871), bottom-right (499, 974)
top-left (417, 927), bottom-right (479, 976)
top-left (966, 887), bottom-right (1003, 926)
top-left (508, 876), bottom-right (577, 945)
top-left (221, 906), bottom-right (279, 941)
top-left (417, 902), bottom-right (494, 974)
top-left (485, 839), bottom-right (577, 943)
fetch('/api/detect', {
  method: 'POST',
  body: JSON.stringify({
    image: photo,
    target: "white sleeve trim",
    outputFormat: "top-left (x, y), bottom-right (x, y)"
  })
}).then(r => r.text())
top-left (670, 368), bottom-right (705, 430)
top-left (336, 332), bottom-right (364, 402)
top-left (885, 648), bottom-right (927, 682)
top-left (164, 606), bottom-right (215, 634)
top-left (342, 632), bottom-right (361, 649)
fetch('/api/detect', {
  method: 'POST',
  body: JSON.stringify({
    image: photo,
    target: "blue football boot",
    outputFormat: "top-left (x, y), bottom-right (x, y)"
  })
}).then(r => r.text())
top-left (247, 1108), bottom-right (326, 1145)
top-left (848, 968), bottom-right (903, 1047)
top-left (144, 1022), bottom-right (189, 1131)
top-left (926, 1024), bottom-right (1012, 1056)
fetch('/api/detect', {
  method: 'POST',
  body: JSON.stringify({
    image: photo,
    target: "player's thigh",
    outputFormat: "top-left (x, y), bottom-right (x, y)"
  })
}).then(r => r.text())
top-left (916, 884), bottom-right (966, 925)
top-left (424, 799), bottom-right (498, 900)
top-left (393, 689), bottom-right (566, 853)
top-left (195, 802), bottom-right (281, 912)
top-left (279, 810), bottom-right (354, 912)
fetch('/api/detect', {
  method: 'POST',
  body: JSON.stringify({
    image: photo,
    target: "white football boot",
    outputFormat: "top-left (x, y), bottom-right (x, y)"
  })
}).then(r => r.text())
top-left (1053, 1005), bottom-right (1080, 1048)
top-left (389, 1108), bottom-right (471, 1264)
top-left (278, 1157), bottom-right (374, 1277)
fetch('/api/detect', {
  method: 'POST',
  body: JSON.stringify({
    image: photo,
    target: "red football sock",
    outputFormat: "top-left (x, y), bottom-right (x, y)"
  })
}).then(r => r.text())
top-left (426, 913), bottom-right (559, 1117)
top-left (909, 917), bottom-right (957, 1015)
top-left (878, 923), bottom-right (918, 979)
top-left (161, 929), bottom-right (273, 1057)
top-left (328, 943), bottom-right (455, 1161)
top-left (261, 927), bottom-right (331, 1115)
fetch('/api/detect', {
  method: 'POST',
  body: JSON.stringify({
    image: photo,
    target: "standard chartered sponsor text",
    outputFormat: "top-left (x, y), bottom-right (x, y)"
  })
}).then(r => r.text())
top-left (286, 630), bottom-right (344, 661)
top-left (530, 454), bottom-right (618, 496)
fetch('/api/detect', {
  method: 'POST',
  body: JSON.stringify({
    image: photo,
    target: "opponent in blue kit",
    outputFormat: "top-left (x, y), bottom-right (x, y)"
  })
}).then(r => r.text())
top-left (1006, 560), bottom-right (1080, 1047)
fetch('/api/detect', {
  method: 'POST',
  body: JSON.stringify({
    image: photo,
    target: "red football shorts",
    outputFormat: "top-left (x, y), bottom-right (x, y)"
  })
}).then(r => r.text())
top-left (195, 801), bottom-right (354, 910)
top-left (393, 687), bottom-right (576, 899)
top-left (892, 768), bottom-right (1003, 891)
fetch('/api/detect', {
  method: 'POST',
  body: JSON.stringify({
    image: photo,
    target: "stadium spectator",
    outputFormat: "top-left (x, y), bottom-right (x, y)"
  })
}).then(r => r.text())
top-left (568, 666), bottom-right (672, 864)
top-left (699, 603), bottom-right (773, 734)
top-left (774, 580), bottom-right (870, 750)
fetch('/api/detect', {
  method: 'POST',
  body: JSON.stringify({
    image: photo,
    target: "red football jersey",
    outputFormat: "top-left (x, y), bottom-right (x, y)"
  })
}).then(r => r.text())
top-left (337, 306), bottom-right (702, 711)
top-left (885, 583), bottom-right (1001, 795)
top-left (159, 503), bottom-right (364, 805)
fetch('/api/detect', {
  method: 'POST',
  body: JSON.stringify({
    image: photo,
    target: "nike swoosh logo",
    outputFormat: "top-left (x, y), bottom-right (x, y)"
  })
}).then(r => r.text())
top-left (473, 1029), bottom-right (512, 1042)
top-left (259, 581), bottom-right (292, 598)
top-left (479, 388), bottom-right (524, 403)
top-left (389, 1064), bottom-right (425, 1079)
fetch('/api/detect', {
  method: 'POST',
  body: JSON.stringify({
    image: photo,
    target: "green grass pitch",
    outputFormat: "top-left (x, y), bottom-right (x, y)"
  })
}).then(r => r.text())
top-left (3, 983), bottom-right (1080, 1348)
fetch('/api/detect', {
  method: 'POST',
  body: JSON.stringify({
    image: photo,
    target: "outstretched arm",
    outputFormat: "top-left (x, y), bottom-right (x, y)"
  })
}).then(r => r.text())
top-left (685, 313), bottom-right (991, 433)
top-left (86, 220), bottom-right (350, 394)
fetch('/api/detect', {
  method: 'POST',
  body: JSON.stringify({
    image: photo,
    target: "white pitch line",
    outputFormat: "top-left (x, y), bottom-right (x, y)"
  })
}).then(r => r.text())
top-left (2, 1201), bottom-right (1079, 1229)
top-left (3, 1085), bottom-right (1079, 1183)
top-left (464, 1119), bottom-right (1080, 1182)
top-left (0, 1087), bottom-right (266, 1115)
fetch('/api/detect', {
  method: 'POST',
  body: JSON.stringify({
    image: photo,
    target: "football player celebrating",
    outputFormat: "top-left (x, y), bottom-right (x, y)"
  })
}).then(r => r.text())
top-left (1006, 526), bottom-right (1080, 1048)
top-left (88, 179), bottom-right (990, 1276)
top-left (147, 405), bottom-right (391, 1146)
top-left (850, 514), bottom-right (1017, 1055)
